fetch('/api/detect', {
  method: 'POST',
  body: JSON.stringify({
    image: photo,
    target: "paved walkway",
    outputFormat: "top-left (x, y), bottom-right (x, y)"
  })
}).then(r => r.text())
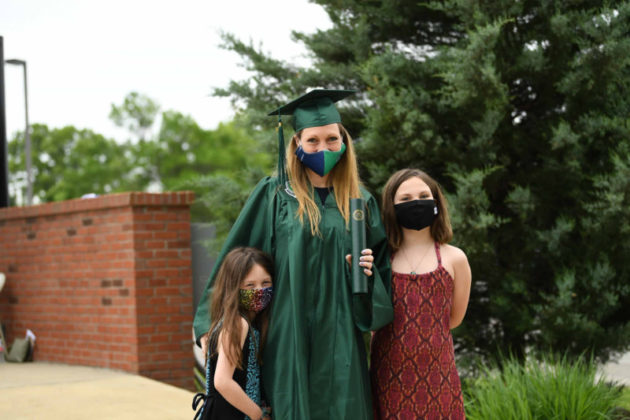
top-left (0, 362), bottom-right (196, 420)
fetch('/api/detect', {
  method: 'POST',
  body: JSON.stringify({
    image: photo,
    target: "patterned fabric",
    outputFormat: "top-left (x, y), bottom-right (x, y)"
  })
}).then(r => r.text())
top-left (239, 288), bottom-right (273, 313)
top-left (244, 327), bottom-right (262, 409)
top-left (371, 243), bottom-right (465, 420)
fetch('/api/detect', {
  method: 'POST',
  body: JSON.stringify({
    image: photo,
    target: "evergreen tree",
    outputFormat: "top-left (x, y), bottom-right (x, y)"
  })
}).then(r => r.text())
top-left (214, 1), bottom-right (630, 362)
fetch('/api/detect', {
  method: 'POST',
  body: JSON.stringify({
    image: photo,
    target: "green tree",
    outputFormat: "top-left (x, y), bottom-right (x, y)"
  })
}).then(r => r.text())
top-left (156, 112), bottom-right (272, 244)
top-left (109, 93), bottom-right (273, 245)
top-left (213, 1), bottom-right (630, 362)
top-left (8, 124), bottom-right (144, 204)
top-left (109, 91), bottom-right (160, 140)
top-left (9, 93), bottom-right (272, 251)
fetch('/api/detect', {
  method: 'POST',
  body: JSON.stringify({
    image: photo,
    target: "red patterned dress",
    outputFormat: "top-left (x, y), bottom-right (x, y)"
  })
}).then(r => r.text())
top-left (370, 243), bottom-right (465, 419)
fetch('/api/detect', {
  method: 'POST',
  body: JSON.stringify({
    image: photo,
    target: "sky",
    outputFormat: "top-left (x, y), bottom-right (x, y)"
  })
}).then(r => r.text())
top-left (1, 0), bottom-right (332, 142)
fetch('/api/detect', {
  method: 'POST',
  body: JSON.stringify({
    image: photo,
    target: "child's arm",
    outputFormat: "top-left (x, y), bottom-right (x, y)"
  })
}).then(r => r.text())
top-left (449, 247), bottom-right (472, 329)
top-left (214, 318), bottom-right (264, 420)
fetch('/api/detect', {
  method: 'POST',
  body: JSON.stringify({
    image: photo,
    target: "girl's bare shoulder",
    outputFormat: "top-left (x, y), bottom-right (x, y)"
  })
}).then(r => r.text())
top-left (218, 317), bottom-right (250, 349)
top-left (440, 243), bottom-right (468, 264)
top-left (239, 317), bottom-right (250, 343)
top-left (239, 316), bottom-right (249, 329)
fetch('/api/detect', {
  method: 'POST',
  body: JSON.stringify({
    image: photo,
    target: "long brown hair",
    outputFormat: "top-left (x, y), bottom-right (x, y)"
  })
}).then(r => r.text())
top-left (208, 247), bottom-right (274, 368)
top-left (286, 123), bottom-right (362, 235)
top-left (381, 168), bottom-right (453, 252)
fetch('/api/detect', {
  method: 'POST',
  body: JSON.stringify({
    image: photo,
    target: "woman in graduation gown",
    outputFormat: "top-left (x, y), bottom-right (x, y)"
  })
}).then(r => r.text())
top-left (193, 89), bottom-right (394, 420)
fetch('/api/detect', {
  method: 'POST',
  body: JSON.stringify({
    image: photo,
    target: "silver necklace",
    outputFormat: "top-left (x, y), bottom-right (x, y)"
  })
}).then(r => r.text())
top-left (400, 243), bottom-right (433, 275)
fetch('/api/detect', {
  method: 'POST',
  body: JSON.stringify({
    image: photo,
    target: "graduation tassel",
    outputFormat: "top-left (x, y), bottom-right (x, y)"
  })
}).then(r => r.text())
top-left (277, 116), bottom-right (287, 186)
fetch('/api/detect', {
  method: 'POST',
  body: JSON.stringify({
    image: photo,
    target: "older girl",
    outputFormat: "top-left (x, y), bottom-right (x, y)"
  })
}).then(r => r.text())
top-left (371, 168), bottom-right (471, 420)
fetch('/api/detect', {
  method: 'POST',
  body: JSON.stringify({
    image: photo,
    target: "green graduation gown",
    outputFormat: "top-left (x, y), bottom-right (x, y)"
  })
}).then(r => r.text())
top-left (193, 176), bottom-right (394, 419)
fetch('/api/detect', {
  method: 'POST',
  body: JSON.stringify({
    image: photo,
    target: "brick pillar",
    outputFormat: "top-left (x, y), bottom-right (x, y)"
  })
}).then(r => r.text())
top-left (0, 192), bottom-right (195, 389)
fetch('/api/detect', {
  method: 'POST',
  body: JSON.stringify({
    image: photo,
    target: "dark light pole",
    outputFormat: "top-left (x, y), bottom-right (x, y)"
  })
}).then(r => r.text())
top-left (5, 58), bottom-right (32, 205)
top-left (0, 36), bottom-right (9, 207)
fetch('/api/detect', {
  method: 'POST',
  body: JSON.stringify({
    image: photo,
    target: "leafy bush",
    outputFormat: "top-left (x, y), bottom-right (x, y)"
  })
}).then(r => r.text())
top-left (615, 387), bottom-right (630, 417)
top-left (463, 355), bottom-right (623, 419)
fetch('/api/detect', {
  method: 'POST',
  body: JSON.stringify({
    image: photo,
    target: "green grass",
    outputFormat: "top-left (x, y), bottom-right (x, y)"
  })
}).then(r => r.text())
top-left (618, 386), bottom-right (630, 410)
top-left (463, 354), bottom-right (624, 420)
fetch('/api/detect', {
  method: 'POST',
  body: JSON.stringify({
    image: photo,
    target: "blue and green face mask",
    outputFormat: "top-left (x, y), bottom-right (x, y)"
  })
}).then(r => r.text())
top-left (268, 89), bottom-right (355, 186)
top-left (295, 143), bottom-right (347, 177)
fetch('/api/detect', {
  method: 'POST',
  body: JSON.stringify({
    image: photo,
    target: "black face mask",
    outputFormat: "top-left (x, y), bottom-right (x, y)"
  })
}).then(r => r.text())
top-left (394, 199), bottom-right (438, 231)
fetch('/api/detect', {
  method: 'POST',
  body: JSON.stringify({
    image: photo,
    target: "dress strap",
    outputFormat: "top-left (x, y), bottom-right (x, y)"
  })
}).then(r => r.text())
top-left (434, 242), bottom-right (442, 266)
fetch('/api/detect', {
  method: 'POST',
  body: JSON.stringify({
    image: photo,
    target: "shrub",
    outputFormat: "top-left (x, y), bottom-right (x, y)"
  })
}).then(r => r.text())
top-left (463, 355), bottom-right (623, 419)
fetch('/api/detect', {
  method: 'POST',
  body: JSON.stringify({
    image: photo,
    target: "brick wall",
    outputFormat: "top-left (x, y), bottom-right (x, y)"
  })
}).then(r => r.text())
top-left (0, 192), bottom-right (195, 390)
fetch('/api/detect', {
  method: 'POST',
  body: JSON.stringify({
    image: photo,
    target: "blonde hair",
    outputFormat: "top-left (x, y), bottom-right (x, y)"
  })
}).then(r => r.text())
top-left (286, 123), bottom-right (361, 235)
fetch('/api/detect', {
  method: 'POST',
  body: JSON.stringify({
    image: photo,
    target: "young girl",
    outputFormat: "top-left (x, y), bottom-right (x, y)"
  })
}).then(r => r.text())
top-left (194, 247), bottom-right (273, 420)
top-left (371, 169), bottom-right (472, 420)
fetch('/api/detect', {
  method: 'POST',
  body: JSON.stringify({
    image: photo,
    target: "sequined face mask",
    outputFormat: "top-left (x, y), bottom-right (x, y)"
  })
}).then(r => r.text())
top-left (239, 287), bottom-right (273, 313)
